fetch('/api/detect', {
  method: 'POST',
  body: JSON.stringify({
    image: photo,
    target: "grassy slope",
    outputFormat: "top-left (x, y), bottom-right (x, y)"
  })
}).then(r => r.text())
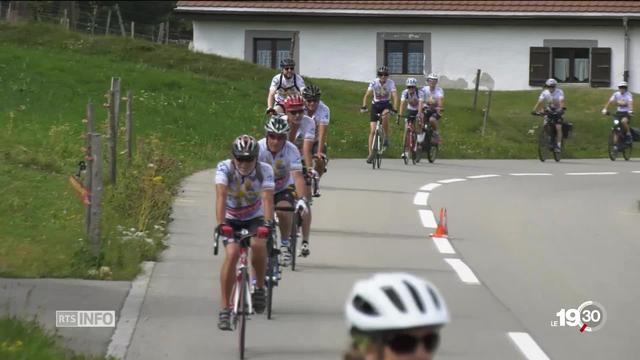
top-left (0, 22), bottom-right (624, 278)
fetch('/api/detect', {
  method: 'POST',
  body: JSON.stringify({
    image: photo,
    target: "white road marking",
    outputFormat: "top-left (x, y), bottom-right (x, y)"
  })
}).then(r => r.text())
top-left (444, 258), bottom-right (480, 284)
top-left (107, 261), bottom-right (155, 359)
top-left (632, 171), bottom-right (640, 174)
top-left (467, 174), bottom-right (501, 179)
top-left (433, 237), bottom-right (455, 254)
top-left (508, 332), bottom-right (550, 360)
top-left (565, 172), bottom-right (618, 176)
top-left (418, 209), bottom-right (438, 228)
top-left (420, 183), bottom-right (441, 191)
top-left (439, 178), bottom-right (467, 184)
top-left (509, 173), bottom-right (552, 176)
top-left (413, 192), bottom-right (430, 206)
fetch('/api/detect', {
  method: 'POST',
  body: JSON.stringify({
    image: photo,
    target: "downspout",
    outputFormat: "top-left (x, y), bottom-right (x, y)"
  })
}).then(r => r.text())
top-left (623, 17), bottom-right (629, 82)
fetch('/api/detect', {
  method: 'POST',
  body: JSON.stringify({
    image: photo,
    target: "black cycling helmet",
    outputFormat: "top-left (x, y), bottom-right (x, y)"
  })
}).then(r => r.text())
top-left (377, 66), bottom-right (389, 76)
top-left (302, 85), bottom-right (322, 100)
top-left (264, 114), bottom-right (290, 134)
top-left (231, 135), bottom-right (259, 160)
top-left (280, 58), bottom-right (296, 69)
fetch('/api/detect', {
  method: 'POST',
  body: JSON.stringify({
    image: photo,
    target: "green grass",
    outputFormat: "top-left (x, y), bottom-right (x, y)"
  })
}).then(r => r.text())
top-left (0, 21), bottom-right (629, 279)
top-left (0, 316), bottom-right (113, 360)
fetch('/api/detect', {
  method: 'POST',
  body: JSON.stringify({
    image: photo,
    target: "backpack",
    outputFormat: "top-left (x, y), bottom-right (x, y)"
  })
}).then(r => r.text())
top-left (226, 161), bottom-right (263, 185)
top-left (276, 74), bottom-right (302, 94)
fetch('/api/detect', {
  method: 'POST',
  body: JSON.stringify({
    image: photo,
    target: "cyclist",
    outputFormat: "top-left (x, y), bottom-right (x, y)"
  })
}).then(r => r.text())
top-left (602, 81), bottom-right (634, 145)
top-left (532, 78), bottom-right (566, 153)
top-left (216, 135), bottom-right (275, 330)
top-left (344, 272), bottom-right (449, 360)
top-left (361, 66), bottom-right (399, 164)
top-left (283, 94), bottom-right (314, 257)
top-left (399, 77), bottom-right (424, 159)
top-left (259, 115), bottom-right (311, 263)
top-left (419, 73), bottom-right (445, 145)
top-left (302, 84), bottom-right (330, 193)
top-left (267, 58), bottom-right (306, 115)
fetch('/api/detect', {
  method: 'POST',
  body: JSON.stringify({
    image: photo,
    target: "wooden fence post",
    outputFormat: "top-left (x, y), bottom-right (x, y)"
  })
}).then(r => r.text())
top-left (130, 21), bottom-right (134, 39)
top-left (85, 102), bottom-right (95, 235)
top-left (89, 134), bottom-right (103, 257)
top-left (157, 22), bottom-right (165, 44)
top-left (472, 69), bottom-right (481, 111)
top-left (90, 5), bottom-right (97, 35)
top-left (107, 88), bottom-right (117, 185)
top-left (111, 77), bottom-right (121, 128)
top-left (125, 90), bottom-right (133, 164)
top-left (105, 8), bottom-right (111, 35)
top-left (115, 3), bottom-right (125, 37)
top-left (165, 21), bottom-right (169, 44)
top-left (481, 90), bottom-right (492, 137)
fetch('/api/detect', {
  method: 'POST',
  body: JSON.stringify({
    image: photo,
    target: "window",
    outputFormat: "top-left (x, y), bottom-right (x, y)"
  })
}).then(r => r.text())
top-left (254, 38), bottom-right (292, 69)
top-left (552, 48), bottom-right (589, 83)
top-left (384, 41), bottom-right (424, 74)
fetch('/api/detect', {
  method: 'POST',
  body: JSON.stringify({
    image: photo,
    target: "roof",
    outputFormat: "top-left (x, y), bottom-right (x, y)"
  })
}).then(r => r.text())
top-left (175, 1), bottom-right (640, 18)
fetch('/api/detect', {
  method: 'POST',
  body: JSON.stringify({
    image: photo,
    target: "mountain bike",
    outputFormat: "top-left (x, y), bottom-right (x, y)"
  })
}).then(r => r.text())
top-left (605, 111), bottom-right (633, 161)
top-left (214, 228), bottom-right (254, 360)
top-left (400, 114), bottom-right (421, 165)
top-left (532, 109), bottom-right (568, 162)
top-left (422, 108), bottom-right (440, 163)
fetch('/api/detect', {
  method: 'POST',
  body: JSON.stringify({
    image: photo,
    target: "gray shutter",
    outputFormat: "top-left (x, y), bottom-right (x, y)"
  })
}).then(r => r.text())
top-left (590, 47), bottom-right (611, 87)
top-left (529, 47), bottom-right (550, 86)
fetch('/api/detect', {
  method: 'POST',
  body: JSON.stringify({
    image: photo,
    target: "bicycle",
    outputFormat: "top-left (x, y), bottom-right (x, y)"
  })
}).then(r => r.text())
top-left (213, 227), bottom-right (255, 360)
top-left (605, 111), bottom-right (633, 161)
top-left (275, 204), bottom-right (305, 271)
top-left (531, 109), bottom-right (567, 162)
top-left (310, 154), bottom-right (326, 197)
top-left (400, 114), bottom-right (422, 165)
top-left (422, 108), bottom-right (440, 163)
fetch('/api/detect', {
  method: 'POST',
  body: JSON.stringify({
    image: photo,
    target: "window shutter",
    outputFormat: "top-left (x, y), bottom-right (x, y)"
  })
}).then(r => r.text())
top-left (590, 47), bottom-right (611, 87)
top-left (529, 47), bottom-right (550, 86)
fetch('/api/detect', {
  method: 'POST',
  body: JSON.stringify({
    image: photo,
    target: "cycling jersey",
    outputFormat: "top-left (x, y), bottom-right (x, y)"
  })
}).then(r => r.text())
top-left (215, 160), bottom-right (275, 221)
top-left (305, 100), bottom-right (330, 142)
top-left (401, 89), bottom-right (424, 111)
top-left (538, 88), bottom-right (565, 111)
top-left (609, 91), bottom-right (633, 113)
top-left (421, 86), bottom-right (444, 109)
top-left (292, 115), bottom-right (316, 149)
top-left (258, 138), bottom-right (303, 194)
top-left (368, 78), bottom-right (396, 103)
top-left (270, 73), bottom-right (306, 104)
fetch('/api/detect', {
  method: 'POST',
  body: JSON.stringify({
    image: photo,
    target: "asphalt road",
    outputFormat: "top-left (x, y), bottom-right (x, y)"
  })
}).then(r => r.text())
top-left (125, 158), bottom-right (640, 360)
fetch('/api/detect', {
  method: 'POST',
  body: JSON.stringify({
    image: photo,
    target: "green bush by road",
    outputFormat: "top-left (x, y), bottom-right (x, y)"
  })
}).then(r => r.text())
top-left (0, 22), bottom-right (625, 279)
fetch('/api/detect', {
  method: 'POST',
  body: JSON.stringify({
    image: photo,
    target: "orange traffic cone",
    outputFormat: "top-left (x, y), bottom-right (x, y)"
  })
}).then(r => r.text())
top-left (430, 208), bottom-right (448, 238)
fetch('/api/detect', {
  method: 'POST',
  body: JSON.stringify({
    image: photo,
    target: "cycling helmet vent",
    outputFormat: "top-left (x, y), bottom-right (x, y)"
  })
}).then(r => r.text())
top-left (352, 295), bottom-right (379, 316)
top-left (404, 280), bottom-right (425, 313)
top-left (383, 287), bottom-right (407, 313)
top-left (428, 286), bottom-right (441, 310)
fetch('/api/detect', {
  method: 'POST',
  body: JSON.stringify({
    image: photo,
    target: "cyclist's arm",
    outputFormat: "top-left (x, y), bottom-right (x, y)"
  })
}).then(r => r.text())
top-left (602, 98), bottom-right (613, 111)
top-left (392, 90), bottom-right (399, 111)
top-left (292, 170), bottom-right (306, 199)
top-left (438, 97), bottom-right (445, 112)
top-left (629, 99), bottom-right (633, 113)
top-left (267, 88), bottom-right (277, 109)
top-left (559, 98), bottom-right (565, 110)
top-left (398, 99), bottom-right (407, 117)
top-left (302, 139), bottom-right (314, 172)
top-left (261, 188), bottom-right (274, 223)
top-left (533, 99), bottom-right (544, 112)
top-left (317, 124), bottom-right (328, 155)
top-left (362, 89), bottom-right (373, 108)
top-left (215, 184), bottom-right (228, 225)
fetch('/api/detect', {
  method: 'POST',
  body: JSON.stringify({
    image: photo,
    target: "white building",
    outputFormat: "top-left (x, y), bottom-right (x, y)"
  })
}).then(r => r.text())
top-left (176, 1), bottom-right (640, 91)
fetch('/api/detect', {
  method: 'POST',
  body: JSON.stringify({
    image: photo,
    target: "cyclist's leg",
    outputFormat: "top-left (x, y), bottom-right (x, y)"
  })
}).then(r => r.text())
top-left (246, 218), bottom-right (267, 290)
top-left (555, 121), bottom-right (563, 147)
top-left (381, 109), bottom-right (391, 145)
top-left (275, 188), bottom-right (295, 263)
top-left (368, 122), bottom-right (376, 159)
top-left (221, 241), bottom-right (241, 309)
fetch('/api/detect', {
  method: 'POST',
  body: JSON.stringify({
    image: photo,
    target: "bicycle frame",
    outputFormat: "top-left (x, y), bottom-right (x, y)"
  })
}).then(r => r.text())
top-left (232, 244), bottom-right (253, 319)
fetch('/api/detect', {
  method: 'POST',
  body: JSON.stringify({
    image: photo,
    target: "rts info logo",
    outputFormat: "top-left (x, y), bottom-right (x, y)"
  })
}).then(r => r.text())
top-left (551, 301), bottom-right (606, 333)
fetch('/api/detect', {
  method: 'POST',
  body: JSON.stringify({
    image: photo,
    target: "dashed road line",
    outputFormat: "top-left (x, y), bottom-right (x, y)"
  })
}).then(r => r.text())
top-left (420, 183), bottom-right (442, 191)
top-left (632, 171), bottom-right (640, 174)
top-left (509, 173), bottom-right (553, 176)
top-left (508, 332), bottom-right (550, 360)
top-left (433, 237), bottom-right (455, 254)
top-left (444, 258), bottom-right (480, 284)
top-left (418, 209), bottom-right (438, 228)
top-left (438, 178), bottom-right (467, 184)
top-left (467, 174), bottom-right (501, 179)
top-left (565, 172), bottom-right (618, 176)
top-left (413, 192), bottom-right (430, 206)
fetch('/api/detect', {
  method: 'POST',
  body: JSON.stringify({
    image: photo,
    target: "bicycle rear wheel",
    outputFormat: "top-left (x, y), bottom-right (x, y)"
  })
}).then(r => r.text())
top-left (238, 268), bottom-right (247, 359)
top-left (538, 127), bottom-right (549, 162)
top-left (623, 143), bottom-right (632, 160)
top-left (402, 128), bottom-right (409, 165)
top-left (411, 132), bottom-right (420, 164)
top-left (290, 213), bottom-right (299, 271)
top-left (376, 128), bottom-right (383, 168)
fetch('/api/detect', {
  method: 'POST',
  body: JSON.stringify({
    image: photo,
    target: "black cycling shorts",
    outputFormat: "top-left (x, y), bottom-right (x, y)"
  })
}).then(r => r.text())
top-left (222, 217), bottom-right (264, 246)
top-left (406, 110), bottom-right (419, 122)
top-left (274, 186), bottom-right (296, 207)
top-left (424, 108), bottom-right (441, 121)
top-left (370, 101), bottom-right (393, 122)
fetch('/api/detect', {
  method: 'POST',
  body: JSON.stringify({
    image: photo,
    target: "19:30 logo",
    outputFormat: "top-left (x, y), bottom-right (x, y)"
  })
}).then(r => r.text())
top-left (551, 301), bottom-right (607, 332)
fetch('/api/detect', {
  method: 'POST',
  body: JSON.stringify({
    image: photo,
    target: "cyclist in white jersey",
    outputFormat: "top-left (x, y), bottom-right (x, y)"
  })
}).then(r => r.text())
top-left (259, 115), bottom-right (310, 265)
top-left (267, 58), bottom-right (306, 115)
top-left (419, 73), bottom-right (445, 144)
top-left (302, 85), bottom-right (330, 183)
top-left (532, 78), bottom-right (566, 152)
top-left (215, 135), bottom-right (275, 330)
top-left (361, 66), bottom-right (399, 164)
top-left (602, 81), bottom-right (634, 144)
top-left (283, 95), bottom-right (315, 257)
top-left (399, 77), bottom-right (425, 158)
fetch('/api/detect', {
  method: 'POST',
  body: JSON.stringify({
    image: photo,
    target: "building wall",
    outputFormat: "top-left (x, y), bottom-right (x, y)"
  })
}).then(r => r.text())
top-left (193, 19), bottom-right (635, 91)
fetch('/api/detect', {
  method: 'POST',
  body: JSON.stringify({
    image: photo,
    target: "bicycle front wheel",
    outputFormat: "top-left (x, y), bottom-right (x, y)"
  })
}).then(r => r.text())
top-left (290, 213), bottom-right (299, 271)
top-left (238, 268), bottom-right (248, 359)
top-left (402, 128), bottom-right (409, 165)
top-left (266, 241), bottom-right (275, 320)
top-left (538, 127), bottom-right (549, 162)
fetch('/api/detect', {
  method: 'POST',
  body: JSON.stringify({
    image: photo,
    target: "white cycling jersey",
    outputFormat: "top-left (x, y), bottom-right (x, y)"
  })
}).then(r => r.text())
top-left (292, 114), bottom-right (316, 149)
top-left (270, 73), bottom-right (306, 104)
top-left (538, 88), bottom-right (565, 110)
top-left (368, 78), bottom-right (396, 103)
top-left (421, 86), bottom-right (444, 108)
top-left (401, 89), bottom-right (424, 111)
top-left (305, 100), bottom-right (330, 142)
top-left (258, 138), bottom-right (303, 194)
top-left (609, 91), bottom-right (633, 113)
top-left (215, 160), bottom-right (275, 221)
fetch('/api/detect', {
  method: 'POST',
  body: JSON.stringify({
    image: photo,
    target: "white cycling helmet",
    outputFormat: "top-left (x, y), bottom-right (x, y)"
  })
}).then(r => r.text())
top-left (545, 78), bottom-right (558, 87)
top-left (618, 81), bottom-right (628, 88)
top-left (345, 272), bottom-right (449, 333)
top-left (426, 73), bottom-right (439, 81)
top-left (406, 77), bottom-right (418, 87)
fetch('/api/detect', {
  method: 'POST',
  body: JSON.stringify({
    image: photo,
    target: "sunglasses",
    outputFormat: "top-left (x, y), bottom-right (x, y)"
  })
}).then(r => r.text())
top-left (378, 73), bottom-right (389, 77)
top-left (384, 332), bottom-right (440, 354)
top-left (283, 67), bottom-right (295, 71)
top-left (288, 110), bottom-right (304, 115)
top-left (234, 156), bottom-right (255, 163)
top-left (267, 133), bottom-right (287, 140)
top-left (305, 98), bottom-right (319, 103)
